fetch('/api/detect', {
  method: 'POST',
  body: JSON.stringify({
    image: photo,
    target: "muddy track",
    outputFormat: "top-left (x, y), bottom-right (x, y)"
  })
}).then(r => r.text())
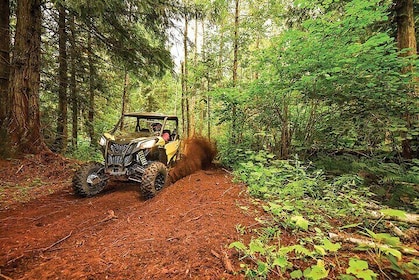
top-left (0, 169), bottom-right (257, 280)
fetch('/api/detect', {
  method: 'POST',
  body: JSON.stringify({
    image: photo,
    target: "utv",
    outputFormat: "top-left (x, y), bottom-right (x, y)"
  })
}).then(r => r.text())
top-left (72, 112), bottom-right (181, 199)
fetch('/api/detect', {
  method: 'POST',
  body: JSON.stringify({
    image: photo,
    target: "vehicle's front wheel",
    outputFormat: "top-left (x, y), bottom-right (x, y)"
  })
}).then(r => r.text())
top-left (140, 161), bottom-right (168, 199)
top-left (72, 162), bottom-right (108, 197)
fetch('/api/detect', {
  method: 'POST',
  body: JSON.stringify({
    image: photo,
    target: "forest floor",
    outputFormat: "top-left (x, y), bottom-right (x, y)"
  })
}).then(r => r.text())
top-left (1, 148), bottom-right (417, 280)
top-left (0, 152), bottom-right (262, 280)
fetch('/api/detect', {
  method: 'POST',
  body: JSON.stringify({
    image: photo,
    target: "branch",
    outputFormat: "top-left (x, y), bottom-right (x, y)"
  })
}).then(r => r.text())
top-left (329, 232), bottom-right (419, 257)
top-left (42, 231), bottom-right (73, 252)
top-left (384, 221), bottom-right (411, 241)
top-left (368, 210), bottom-right (419, 225)
top-left (211, 250), bottom-right (234, 274)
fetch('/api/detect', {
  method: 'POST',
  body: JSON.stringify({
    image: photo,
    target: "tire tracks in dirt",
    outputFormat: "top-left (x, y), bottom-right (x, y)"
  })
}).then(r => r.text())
top-left (0, 169), bottom-right (257, 279)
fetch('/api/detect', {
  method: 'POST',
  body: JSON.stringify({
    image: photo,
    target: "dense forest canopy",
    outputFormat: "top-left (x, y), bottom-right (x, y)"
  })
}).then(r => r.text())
top-left (0, 0), bottom-right (417, 159)
top-left (1, 0), bottom-right (419, 278)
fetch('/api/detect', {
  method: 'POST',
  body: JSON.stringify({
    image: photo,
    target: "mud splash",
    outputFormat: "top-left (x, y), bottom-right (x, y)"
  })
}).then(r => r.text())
top-left (168, 136), bottom-right (217, 183)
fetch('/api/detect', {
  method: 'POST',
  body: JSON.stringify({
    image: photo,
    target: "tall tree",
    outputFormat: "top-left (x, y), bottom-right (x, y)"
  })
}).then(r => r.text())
top-left (120, 68), bottom-right (129, 129)
top-left (232, 0), bottom-right (239, 87)
top-left (182, 13), bottom-right (190, 138)
top-left (69, 14), bottom-right (78, 148)
top-left (87, 26), bottom-right (95, 145)
top-left (0, 0), bottom-right (10, 129)
top-left (231, 0), bottom-right (240, 143)
top-left (55, 2), bottom-right (68, 153)
top-left (396, 0), bottom-right (417, 159)
top-left (7, 0), bottom-right (47, 155)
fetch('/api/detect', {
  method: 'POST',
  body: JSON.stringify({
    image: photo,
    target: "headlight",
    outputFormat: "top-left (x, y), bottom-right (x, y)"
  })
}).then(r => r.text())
top-left (99, 136), bottom-right (107, 146)
top-left (137, 139), bottom-right (156, 149)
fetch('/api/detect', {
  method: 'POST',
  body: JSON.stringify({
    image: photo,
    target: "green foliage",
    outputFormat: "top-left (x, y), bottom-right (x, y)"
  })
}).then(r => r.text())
top-left (303, 260), bottom-right (329, 280)
top-left (65, 140), bottom-right (103, 162)
top-left (322, 238), bottom-right (341, 253)
top-left (229, 149), bottom-right (417, 278)
top-left (314, 153), bottom-right (419, 211)
top-left (207, 0), bottom-right (419, 158)
top-left (402, 258), bottom-right (419, 275)
top-left (345, 258), bottom-right (377, 280)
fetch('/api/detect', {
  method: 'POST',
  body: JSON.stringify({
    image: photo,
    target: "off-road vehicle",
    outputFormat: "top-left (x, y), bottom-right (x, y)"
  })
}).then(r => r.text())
top-left (72, 112), bottom-right (180, 199)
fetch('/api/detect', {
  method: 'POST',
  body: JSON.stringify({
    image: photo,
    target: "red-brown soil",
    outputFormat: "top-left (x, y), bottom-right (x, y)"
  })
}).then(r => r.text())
top-left (0, 151), bottom-right (259, 279)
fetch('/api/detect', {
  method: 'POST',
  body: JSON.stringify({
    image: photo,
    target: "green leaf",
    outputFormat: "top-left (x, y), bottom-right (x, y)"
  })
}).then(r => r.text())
top-left (291, 215), bottom-right (309, 231)
top-left (290, 269), bottom-right (303, 279)
top-left (386, 254), bottom-right (404, 274)
top-left (294, 244), bottom-right (313, 256)
top-left (346, 258), bottom-right (377, 280)
top-left (322, 238), bottom-right (341, 252)
top-left (257, 261), bottom-right (268, 275)
top-left (380, 247), bottom-right (402, 261)
top-left (303, 260), bottom-right (329, 280)
top-left (273, 256), bottom-right (289, 268)
top-left (339, 223), bottom-right (362, 229)
top-left (279, 245), bottom-right (296, 255)
top-left (374, 233), bottom-right (400, 246)
top-left (249, 240), bottom-right (266, 254)
top-left (380, 209), bottom-right (407, 219)
top-left (314, 245), bottom-right (326, 256)
top-left (229, 241), bottom-right (247, 251)
top-left (402, 258), bottom-right (419, 275)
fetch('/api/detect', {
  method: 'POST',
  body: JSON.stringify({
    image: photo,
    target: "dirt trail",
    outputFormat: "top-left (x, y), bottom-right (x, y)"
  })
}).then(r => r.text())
top-left (0, 145), bottom-right (257, 279)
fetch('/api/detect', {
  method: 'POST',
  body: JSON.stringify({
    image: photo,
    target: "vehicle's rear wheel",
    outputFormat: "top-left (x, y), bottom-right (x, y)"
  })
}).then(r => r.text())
top-left (72, 162), bottom-right (108, 197)
top-left (140, 161), bottom-right (168, 199)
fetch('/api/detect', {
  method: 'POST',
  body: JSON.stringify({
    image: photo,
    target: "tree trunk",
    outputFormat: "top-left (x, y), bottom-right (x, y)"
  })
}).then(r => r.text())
top-left (202, 21), bottom-right (211, 140)
top-left (233, 0), bottom-right (239, 87)
top-left (0, 0), bottom-right (10, 158)
top-left (55, 3), bottom-right (68, 153)
top-left (254, 35), bottom-right (260, 80)
top-left (0, 0), bottom-right (10, 128)
top-left (7, 0), bottom-right (47, 155)
top-left (231, 0), bottom-right (240, 144)
top-left (217, 25), bottom-right (224, 85)
top-left (69, 14), bottom-right (78, 148)
top-left (120, 68), bottom-right (129, 129)
top-left (181, 61), bottom-right (186, 137)
top-left (396, 0), bottom-right (417, 159)
top-left (280, 101), bottom-right (290, 159)
top-left (194, 14), bottom-right (198, 65)
top-left (87, 27), bottom-right (95, 145)
top-left (183, 15), bottom-right (190, 138)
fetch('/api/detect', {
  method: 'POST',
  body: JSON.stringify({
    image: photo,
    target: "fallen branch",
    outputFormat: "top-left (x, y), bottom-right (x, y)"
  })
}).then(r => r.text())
top-left (6, 254), bottom-right (24, 265)
top-left (15, 165), bottom-right (24, 174)
top-left (42, 231), bottom-right (73, 252)
top-left (221, 250), bottom-right (234, 273)
top-left (329, 232), bottom-right (419, 257)
top-left (384, 222), bottom-right (410, 241)
top-left (210, 249), bottom-right (220, 259)
top-left (139, 238), bottom-right (154, 242)
top-left (369, 210), bottom-right (419, 225)
top-left (211, 250), bottom-right (234, 274)
top-left (222, 168), bottom-right (234, 175)
top-left (186, 215), bottom-right (202, 222)
top-left (98, 210), bottom-right (118, 224)
top-left (222, 186), bottom-right (233, 197)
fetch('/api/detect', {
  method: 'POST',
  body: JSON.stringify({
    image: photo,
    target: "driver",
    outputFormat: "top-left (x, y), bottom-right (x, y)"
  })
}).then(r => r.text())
top-left (151, 122), bottom-right (162, 133)
top-left (151, 122), bottom-right (170, 142)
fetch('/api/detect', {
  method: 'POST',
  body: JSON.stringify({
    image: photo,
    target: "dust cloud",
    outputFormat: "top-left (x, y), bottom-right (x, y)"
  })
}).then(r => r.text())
top-left (168, 136), bottom-right (217, 184)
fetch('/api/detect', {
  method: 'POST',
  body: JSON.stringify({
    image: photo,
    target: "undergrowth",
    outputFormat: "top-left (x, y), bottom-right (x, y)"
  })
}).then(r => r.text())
top-left (229, 150), bottom-right (419, 279)
top-left (65, 140), bottom-right (102, 162)
top-left (315, 155), bottom-right (419, 210)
